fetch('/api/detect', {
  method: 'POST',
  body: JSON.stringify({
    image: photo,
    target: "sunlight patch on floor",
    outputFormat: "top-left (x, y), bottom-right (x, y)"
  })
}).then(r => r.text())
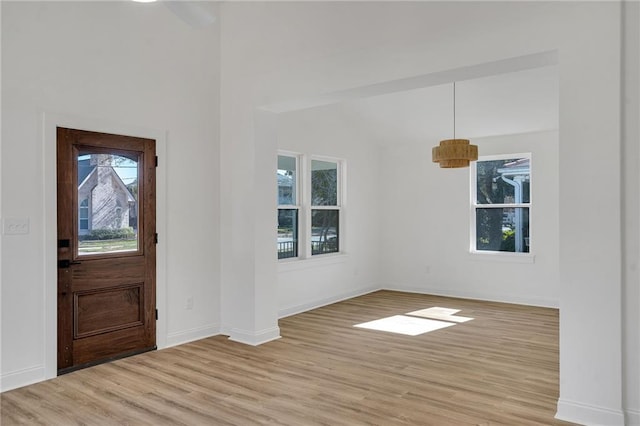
top-left (354, 315), bottom-right (455, 336)
top-left (354, 306), bottom-right (474, 336)
top-left (406, 307), bottom-right (474, 323)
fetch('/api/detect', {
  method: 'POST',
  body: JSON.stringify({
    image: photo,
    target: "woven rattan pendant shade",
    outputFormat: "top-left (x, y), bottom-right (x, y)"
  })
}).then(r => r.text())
top-left (432, 83), bottom-right (478, 168)
top-left (432, 139), bottom-right (478, 168)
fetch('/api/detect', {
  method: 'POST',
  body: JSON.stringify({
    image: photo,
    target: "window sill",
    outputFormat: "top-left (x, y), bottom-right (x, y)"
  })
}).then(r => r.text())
top-left (278, 253), bottom-right (349, 272)
top-left (468, 251), bottom-right (535, 264)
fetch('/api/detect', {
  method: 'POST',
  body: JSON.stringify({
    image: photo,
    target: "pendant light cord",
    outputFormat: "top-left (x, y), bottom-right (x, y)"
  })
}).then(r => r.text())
top-left (453, 82), bottom-right (456, 140)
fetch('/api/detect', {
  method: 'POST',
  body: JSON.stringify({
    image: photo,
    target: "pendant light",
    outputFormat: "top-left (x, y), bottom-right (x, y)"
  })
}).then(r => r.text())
top-left (432, 82), bottom-right (478, 168)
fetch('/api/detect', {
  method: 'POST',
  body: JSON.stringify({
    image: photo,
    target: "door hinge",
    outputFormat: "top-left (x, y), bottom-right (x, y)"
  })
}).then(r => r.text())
top-left (155, 156), bottom-right (158, 167)
top-left (154, 233), bottom-right (158, 244)
top-left (155, 309), bottom-right (158, 320)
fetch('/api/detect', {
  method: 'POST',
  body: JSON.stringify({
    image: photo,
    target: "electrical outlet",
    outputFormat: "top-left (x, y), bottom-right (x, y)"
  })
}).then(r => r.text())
top-left (2, 217), bottom-right (30, 235)
top-left (185, 297), bottom-right (194, 310)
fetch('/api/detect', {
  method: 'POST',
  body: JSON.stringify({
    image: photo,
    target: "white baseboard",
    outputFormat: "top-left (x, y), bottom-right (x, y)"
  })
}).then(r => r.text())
top-left (278, 286), bottom-right (381, 319)
top-left (165, 323), bottom-right (221, 348)
top-left (556, 398), bottom-right (625, 426)
top-left (626, 408), bottom-right (640, 425)
top-left (1, 365), bottom-right (46, 393)
top-left (1, 325), bottom-right (221, 392)
top-left (228, 326), bottom-right (281, 346)
top-left (384, 284), bottom-right (559, 309)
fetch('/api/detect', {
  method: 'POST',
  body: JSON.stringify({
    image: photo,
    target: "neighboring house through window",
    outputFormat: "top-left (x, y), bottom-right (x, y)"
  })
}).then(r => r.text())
top-left (471, 154), bottom-right (531, 253)
top-left (77, 154), bottom-right (138, 238)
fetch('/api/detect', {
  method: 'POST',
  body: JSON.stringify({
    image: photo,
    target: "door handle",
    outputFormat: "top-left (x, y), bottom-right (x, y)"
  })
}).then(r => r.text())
top-left (58, 259), bottom-right (81, 268)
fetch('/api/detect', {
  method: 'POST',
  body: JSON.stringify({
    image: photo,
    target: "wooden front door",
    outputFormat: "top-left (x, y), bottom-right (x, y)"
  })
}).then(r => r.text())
top-left (57, 127), bottom-right (156, 373)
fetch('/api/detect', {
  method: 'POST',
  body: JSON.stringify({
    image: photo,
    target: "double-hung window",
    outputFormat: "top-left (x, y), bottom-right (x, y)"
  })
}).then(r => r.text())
top-left (310, 159), bottom-right (340, 255)
top-left (471, 154), bottom-right (531, 253)
top-left (277, 154), bottom-right (343, 260)
top-left (277, 154), bottom-right (299, 259)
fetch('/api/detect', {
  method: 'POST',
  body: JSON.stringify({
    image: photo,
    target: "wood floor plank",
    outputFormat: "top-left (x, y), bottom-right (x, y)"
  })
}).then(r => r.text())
top-left (1, 291), bottom-right (575, 425)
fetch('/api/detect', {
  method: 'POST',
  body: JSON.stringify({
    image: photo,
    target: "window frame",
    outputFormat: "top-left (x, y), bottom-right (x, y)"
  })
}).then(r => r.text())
top-left (309, 156), bottom-right (343, 257)
top-left (277, 152), bottom-right (301, 260)
top-left (470, 152), bottom-right (533, 259)
top-left (277, 152), bottom-right (345, 261)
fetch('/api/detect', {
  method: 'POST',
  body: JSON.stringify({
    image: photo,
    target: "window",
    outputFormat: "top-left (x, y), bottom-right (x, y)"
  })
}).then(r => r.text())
top-left (79, 198), bottom-right (90, 233)
top-left (277, 155), bottom-right (299, 259)
top-left (311, 159), bottom-right (340, 255)
top-left (277, 153), bottom-right (344, 260)
top-left (471, 154), bottom-right (531, 253)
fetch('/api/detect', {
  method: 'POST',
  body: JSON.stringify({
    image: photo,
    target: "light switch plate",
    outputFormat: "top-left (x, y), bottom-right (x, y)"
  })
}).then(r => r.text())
top-left (2, 217), bottom-right (30, 235)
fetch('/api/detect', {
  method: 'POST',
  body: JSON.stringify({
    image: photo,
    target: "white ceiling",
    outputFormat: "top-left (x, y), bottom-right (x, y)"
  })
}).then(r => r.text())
top-left (340, 65), bottom-right (559, 146)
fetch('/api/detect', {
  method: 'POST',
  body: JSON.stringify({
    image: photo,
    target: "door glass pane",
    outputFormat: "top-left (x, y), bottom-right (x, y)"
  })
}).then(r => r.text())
top-left (77, 153), bottom-right (139, 256)
top-left (311, 160), bottom-right (338, 206)
top-left (311, 209), bottom-right (339, 255)
top-left (476, 207), bottom-right (530, 253)
top-left (277, 209), bottom-right (298, 259)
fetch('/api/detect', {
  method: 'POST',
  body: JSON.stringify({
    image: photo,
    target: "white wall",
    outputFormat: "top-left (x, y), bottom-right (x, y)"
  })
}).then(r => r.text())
top-left (0, 0), bottom-right (4, 394)
top-left (220, 2), bottom-right (631, 424)
top-left (555, 5), bottom-right (625, 424)
top-left (276, 104), bottom-right (382, 317)
top-left (1, 1), bottom-right (221, 390)
top-left (381, 131), bottom-right (559, 307)
top-left (622, 1), bottom-right (640, 423)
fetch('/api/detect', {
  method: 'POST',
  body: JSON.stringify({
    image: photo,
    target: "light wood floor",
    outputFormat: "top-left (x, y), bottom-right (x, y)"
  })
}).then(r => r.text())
top-left (1, 291), bottom-right (575, 425)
